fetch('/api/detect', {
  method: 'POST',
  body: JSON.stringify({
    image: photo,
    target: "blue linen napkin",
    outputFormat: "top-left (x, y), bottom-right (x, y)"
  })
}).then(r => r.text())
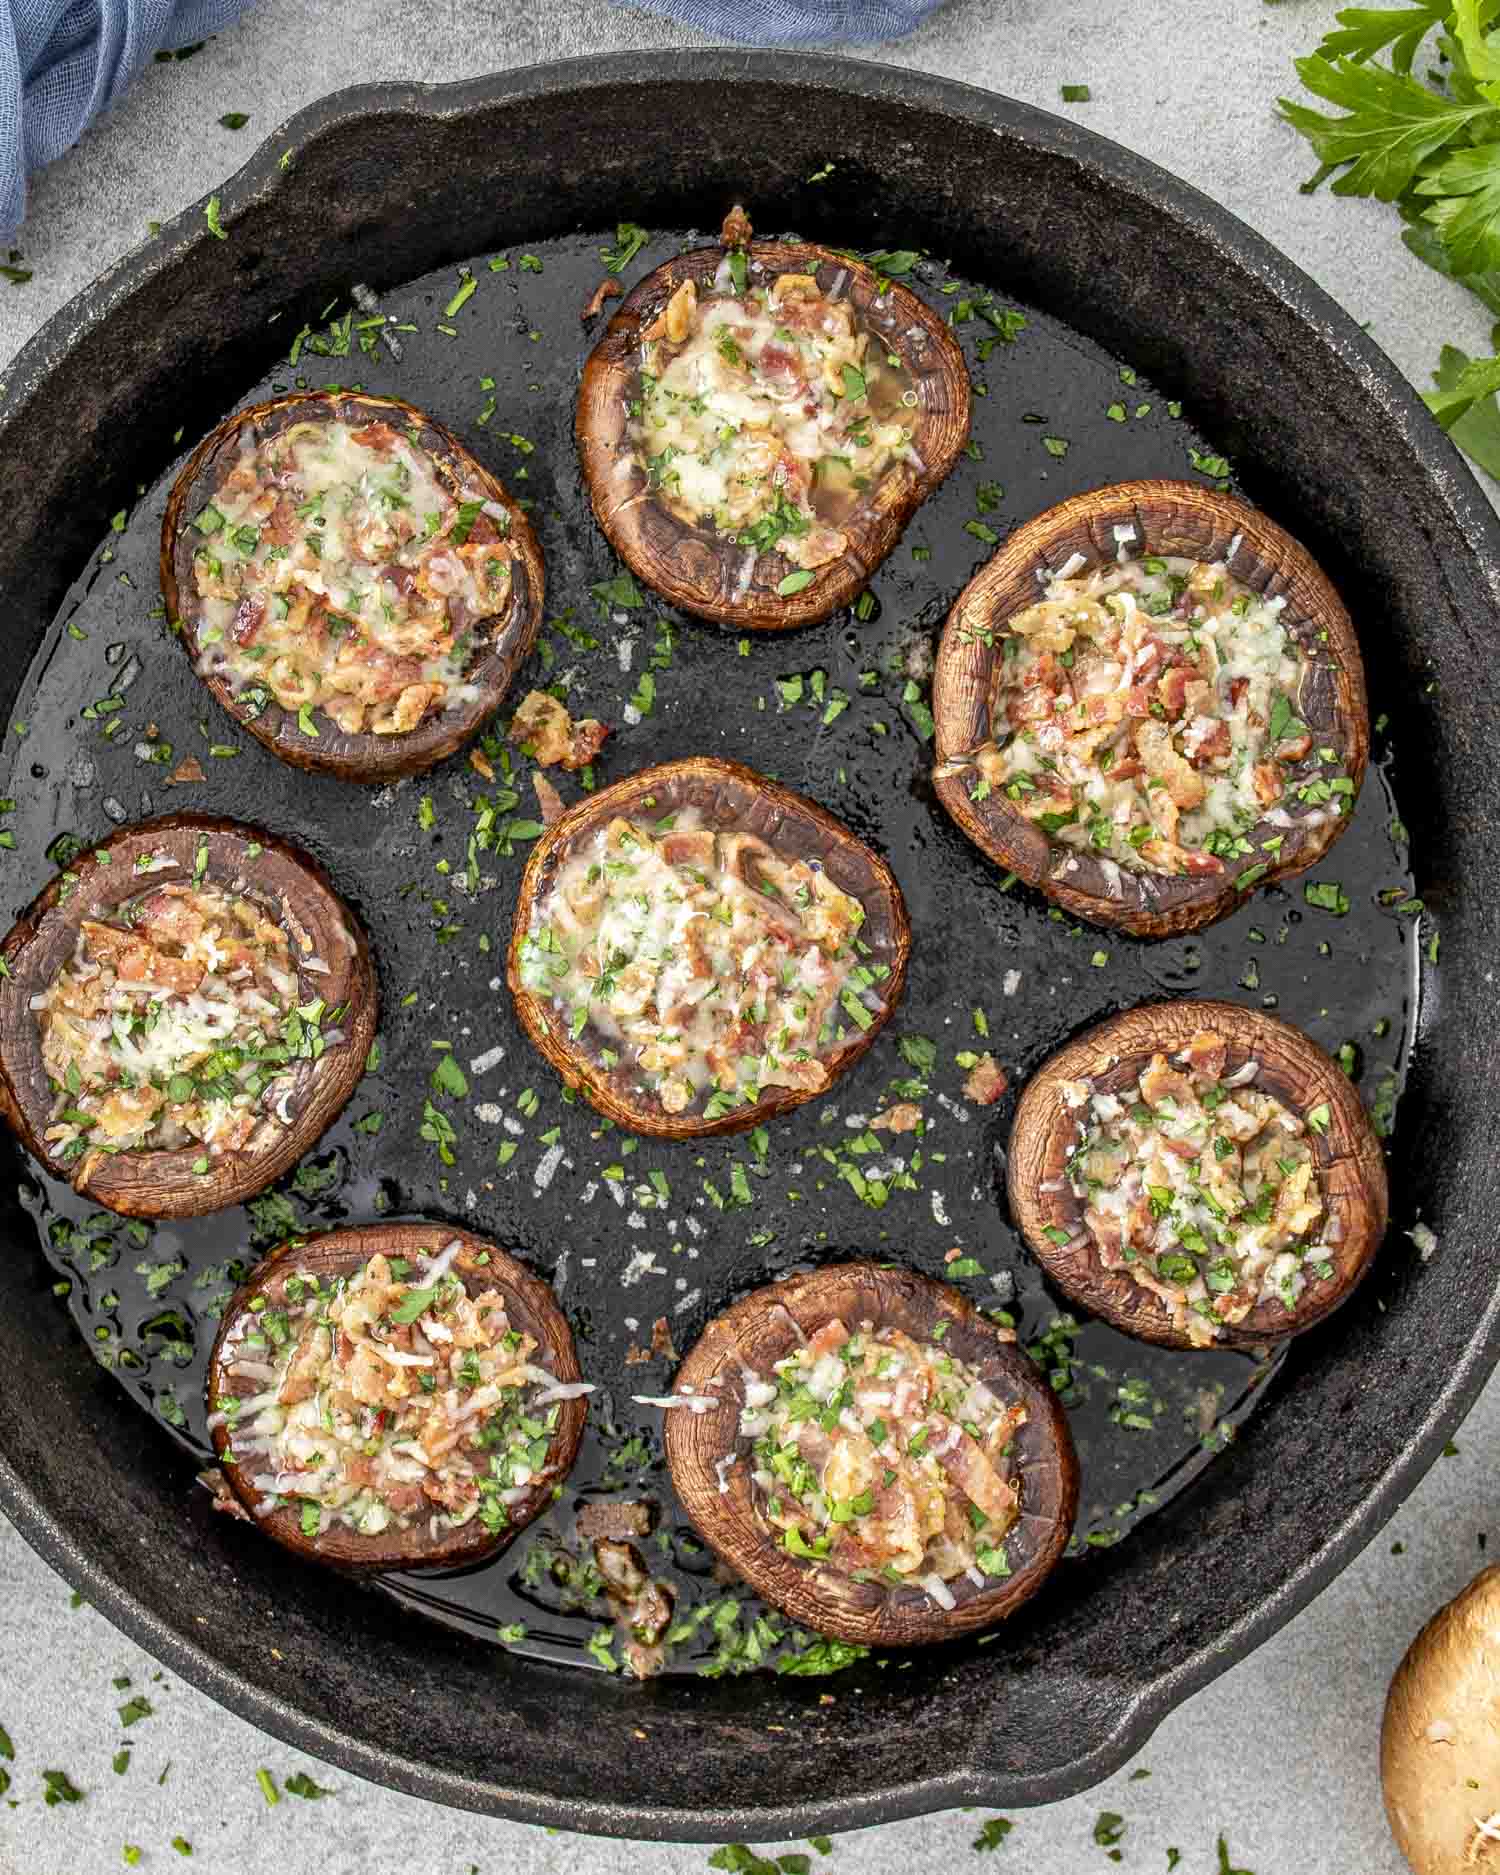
top-left (629, 0), bottom-right (944, 46)
top-left (2, 0), bottom-right (250, 237)
top-left (1, 0), bottom-right (944, 240)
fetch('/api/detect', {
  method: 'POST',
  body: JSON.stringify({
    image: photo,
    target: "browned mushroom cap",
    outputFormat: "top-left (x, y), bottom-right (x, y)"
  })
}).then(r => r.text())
top-left (161, 391), bottom-right (544, 781)
top-left (931, 479), bottom-right (1370, 937)
top-left (576, 235), bottom-right (970, 630)
top-left (506, 756), bottom-right (911, 1139)
top-left (1007, 999), bottom-right (1388, 1351)
top-left (0, 815), bottom-right (377, 1219)
top-left (663, 1263), bottom-right (1078, 1647)
top-left (206, 1223), bottom-right (586, 1571)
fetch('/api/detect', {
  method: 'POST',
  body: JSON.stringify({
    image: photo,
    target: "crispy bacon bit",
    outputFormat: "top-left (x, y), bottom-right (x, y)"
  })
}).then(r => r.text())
top-left (583, 278), bottom-right (623, 322)
top-left (232, 594), bottom-right (264, 645)
top-left (577, 1499), bottom-right (654, 1543)
top-left (1183, 1030), bottom-right (1228, 1079)
top-left (509, 689), bottom-right (611, 771)
top-left (533, 769), bottom-right (565, 826)
top-left (348, 420), bottom-right (401, 452)
top-left (871, 1102), bottom-right (923, 1134)
top-left (167, 756), bottom-right (206, 786)
top-left (721, 203), bottom-right (753, 249)
top-left (649, 1315), bottom-right (678, 1363)
top-left (962, 1053), bottom-right (1008, 1106)
top-left (198, 1468), bottom-right (252, 1520)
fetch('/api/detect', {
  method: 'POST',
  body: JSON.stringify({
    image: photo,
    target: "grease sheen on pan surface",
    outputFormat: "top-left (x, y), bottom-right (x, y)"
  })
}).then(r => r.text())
top-left (3, 220), bottom-right (1422, 1707)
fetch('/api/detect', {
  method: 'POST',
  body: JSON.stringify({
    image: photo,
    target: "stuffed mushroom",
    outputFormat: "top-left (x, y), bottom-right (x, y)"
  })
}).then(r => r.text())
top-left (932, 480), bottom-right (1370, 936)
top-left (0, 816), bottom-right (376, 1218)
top-left (1007, 999), bottom-right (1388, 1350)
top-left (576, 205), bottom-right (971, 629)
top-left (661, 1263), bottom-right (1078, 1646)
top-left (162, 390), bottom-right (544, 780)
top-left (207, 1223), bottom-right (588, 1570)
top-left (507, 757), bottom-right (910, 1138)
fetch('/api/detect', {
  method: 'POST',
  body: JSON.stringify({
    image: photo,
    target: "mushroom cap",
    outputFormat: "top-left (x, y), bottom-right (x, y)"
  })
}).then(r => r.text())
top-left (576, 241), bottom-right (970, 629)
top-left (506, 756), bottom-right (911, 1138)
top-left (931, 478), bottom-right (1370, 936)
top-left (161, 390), bottom-right (544, 780)
top-left (0, 814), bottom-right (377, 1219)
top-left (1007, 998), bottom-right (1388, 1350)
top-left (663, 1262), bottom-right (1079, 1646)
top-left (206, 1222), bottom-right (586, 1572)
top-left (1383, 1565), bottom-right (1500, 1875)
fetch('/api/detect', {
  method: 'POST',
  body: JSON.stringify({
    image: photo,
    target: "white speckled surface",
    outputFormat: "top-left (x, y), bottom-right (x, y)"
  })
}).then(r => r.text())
top-left (1, 2), bottom-right (1496, 1869)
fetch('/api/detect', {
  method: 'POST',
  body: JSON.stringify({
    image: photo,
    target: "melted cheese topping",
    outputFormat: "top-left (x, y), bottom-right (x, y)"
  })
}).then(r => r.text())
top-left (969, 553), bottom-right (1343, 882)
top-left (1064, 1029), bottom-right (1332, 1346)
top-left (518, 805), bottom-right (881, 1120)
top-left (35, 880), bottom-right (314, 1162)
top-left (217, 1246), bottom-right (570, 1540)
top-left (739, 1317), bottom-right (1024, 1595)
top-left (630, 266), bottom-right (915, 574)
top-left (187, 414), bottom-right (514, 737)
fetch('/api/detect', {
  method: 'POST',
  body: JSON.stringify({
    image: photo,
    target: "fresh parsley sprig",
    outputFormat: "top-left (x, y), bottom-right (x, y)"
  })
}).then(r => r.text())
top-left (1279, 1), bottom-right (1500, 460)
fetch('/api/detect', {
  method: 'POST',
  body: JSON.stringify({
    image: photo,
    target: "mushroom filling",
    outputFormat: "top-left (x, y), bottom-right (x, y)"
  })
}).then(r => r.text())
top-left (738, 1318), bottom-right (1025, 1600)
top-left (187, 415), bottom-right (514, 737)
top-left (631, 266), bottom-right (916, 574)
top-left (971, 552), bottom-right (1343, 881)
top-left (1064, 1028), bottom-right (1335, 1345)
top-left (517, 806), bottom-right (883, 1118)
top-left (33, 878), bottom-right (317, 1163)
top-left (216, 1247), bottom-right (569, 1541)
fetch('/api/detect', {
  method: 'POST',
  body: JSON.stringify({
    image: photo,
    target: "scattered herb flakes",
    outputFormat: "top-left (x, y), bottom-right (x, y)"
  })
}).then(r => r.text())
top-left (219, 112), bottom-right (250, 129)
top-left (1215, 1839), bottom-right (1253, 1875)
top-left (117, 1695), bottom-right (153, 1727)
top-left (43, 1767), bottom-right (84, 1805)
top-left (204, 195), bottom-right (227, 241)
top-left (1061, 83), bottom-right (1092, 102)
top-left (1093, 1810), bottom-right (1126, 1852)
top-left (444, 273), bottom-right (477, 317)
top-left (972, 1817), bottom-right (1015, 1851)
top-left (285, 1770), bottom-right (334, 1799)
top-left (591, 571), bottom-right (643, 615)
top-left (431, 1051), bottom-right (469, 1099)
top-left (602, 222), bottom-right (650, 272)
top-left (172, 1838), bottom-right (193, 1856)
top-left (897, 1034), bottom-right (937, 1074)
top-left (256, 1767), bottom-right (280, 1805)
top-left (1304, 879), bottom-right (1350, 916)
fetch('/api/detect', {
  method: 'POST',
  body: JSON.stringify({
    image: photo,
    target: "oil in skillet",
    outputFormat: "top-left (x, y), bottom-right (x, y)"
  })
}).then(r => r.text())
top-left (6, 225), bottom-right (1422, 1676)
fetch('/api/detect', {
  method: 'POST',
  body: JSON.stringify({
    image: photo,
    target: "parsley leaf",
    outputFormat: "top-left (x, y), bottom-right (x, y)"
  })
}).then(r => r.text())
top-left (601, 222), bottom-right (650, 272)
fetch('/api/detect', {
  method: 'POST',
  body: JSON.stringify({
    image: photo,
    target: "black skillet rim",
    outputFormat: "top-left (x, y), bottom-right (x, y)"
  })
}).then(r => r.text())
top-left (0, 49), bottom-right (1495, 1841)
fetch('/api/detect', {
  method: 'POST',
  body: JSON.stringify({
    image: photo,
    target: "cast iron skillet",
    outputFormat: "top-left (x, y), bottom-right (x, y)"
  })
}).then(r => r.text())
top-left (0, 52), bottom-right (1493, 1842)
